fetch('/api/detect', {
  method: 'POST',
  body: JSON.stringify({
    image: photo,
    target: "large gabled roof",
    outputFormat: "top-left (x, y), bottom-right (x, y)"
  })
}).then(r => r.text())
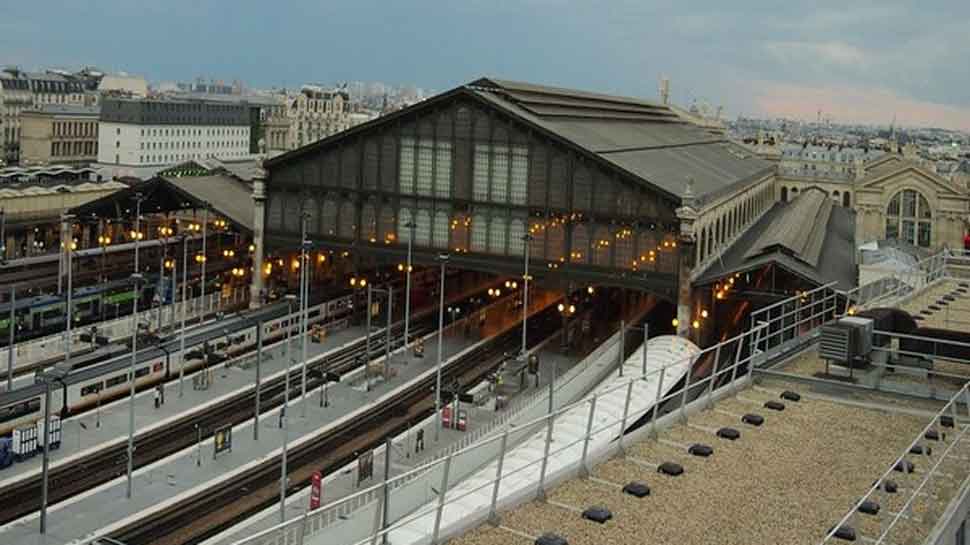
top-left (266, 77), bottom-right (773, 205)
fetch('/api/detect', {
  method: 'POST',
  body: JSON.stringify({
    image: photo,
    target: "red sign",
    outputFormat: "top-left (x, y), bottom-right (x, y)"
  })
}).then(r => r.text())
top-left (442, 406), bottom-right (453, 428)
top-left (310, 471), bottom-right (322, 510)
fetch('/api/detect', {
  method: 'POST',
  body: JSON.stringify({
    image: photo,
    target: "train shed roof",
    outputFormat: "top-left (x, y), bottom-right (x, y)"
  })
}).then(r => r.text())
top-left (69, 173), bottom-right (254, 234)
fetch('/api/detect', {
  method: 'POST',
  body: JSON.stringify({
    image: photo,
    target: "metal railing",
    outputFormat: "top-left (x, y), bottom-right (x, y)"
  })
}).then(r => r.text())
top-left (228, 322), bottom-right (768, 545)
top-left (748, 281), bottom-right (840, 361)
top-left (820, 382), bottom-right (970, 545)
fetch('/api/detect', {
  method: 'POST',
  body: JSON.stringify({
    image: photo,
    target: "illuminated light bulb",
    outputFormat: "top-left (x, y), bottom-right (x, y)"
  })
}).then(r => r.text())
top-left (672, 318), bottom-right (679, 327)
top-left (692, 320), bottom-right (700, 329)
top-left (558, 303), bottom-right (565, 312)
top-left (701, 309), bottom-right (709, 318)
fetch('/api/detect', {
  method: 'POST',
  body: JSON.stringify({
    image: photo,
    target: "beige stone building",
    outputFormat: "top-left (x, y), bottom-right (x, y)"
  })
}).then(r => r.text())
top-left (19, 104), bottom-right (100, 166)
top-left (854, 154), bottom-right (969, 251)
top-left (0, 68), bottom-right (90, 165)
top-left (263, 85), bottom-right (375, 154)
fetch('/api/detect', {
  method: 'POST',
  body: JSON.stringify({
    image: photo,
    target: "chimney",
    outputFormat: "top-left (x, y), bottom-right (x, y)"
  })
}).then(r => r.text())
top-left (659, 77), bottom-right (670, 105)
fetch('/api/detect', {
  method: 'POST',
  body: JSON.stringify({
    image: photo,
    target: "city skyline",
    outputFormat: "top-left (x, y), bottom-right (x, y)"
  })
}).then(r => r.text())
top-left (3, 1), bottom-right (969, 131)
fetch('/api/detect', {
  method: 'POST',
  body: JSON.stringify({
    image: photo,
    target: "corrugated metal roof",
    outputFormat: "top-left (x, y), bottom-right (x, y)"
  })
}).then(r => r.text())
top-left (696, 190), bottom-right (857, 290)
top-left (468, 80), bottom-right (771, 201)
top-left (164, 175), bottom-right (254, 232)
top-left (745, 187), bottom-right (832, 268)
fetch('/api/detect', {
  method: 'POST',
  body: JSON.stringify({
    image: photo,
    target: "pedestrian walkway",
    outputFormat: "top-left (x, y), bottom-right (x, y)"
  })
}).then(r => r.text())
top-left (0, 290), bottom-right (563, 545)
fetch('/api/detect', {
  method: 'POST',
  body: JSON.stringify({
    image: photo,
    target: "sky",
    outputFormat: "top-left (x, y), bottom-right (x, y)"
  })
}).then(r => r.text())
top-left (4, 0), bottom-right (969, 130)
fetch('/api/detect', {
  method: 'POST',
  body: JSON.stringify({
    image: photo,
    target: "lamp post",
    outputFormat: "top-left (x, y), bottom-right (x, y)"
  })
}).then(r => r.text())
top-left (62, 214), bottom-right (76, 370)
top-left (403, 220), bottom-right (416, 357)
top-left (280, 293), bottom-right (296, 524)
top-left (521, 233), bottom-right (533, 357)
top-left (37, 367), bottom-right (68, 534)
top-left (434, 252), bottom-right (449, 442)
top-left (299, 213), bottom-right (310, 418)
top-left (98, 233), bottom-right (109, 317)
top-left (200, 205), bottom-right (209, 316)
top-left (6, 284), bottom-right (14, 392)
top-left (178, 232), bottom-right (189, 397)
top-left (125, 192), bottom-right (143, 500)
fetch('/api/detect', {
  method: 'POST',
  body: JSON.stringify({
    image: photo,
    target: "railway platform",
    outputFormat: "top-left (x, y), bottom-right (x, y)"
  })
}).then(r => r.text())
top-left (208, 343), bottom-right (585, 545)
top-left (0, 291), bottom-right (564, 545)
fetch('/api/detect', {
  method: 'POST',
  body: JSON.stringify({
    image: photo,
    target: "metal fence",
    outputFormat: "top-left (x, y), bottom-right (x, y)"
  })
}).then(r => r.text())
top-left (820, 382), bottom-right (970, 545)
top-left (228, 322), bottom-right (767, 545)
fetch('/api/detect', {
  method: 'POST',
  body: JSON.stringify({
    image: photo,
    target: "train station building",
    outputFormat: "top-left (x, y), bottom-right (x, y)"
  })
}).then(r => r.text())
top-left (254, 78), bottom-right (782, 341)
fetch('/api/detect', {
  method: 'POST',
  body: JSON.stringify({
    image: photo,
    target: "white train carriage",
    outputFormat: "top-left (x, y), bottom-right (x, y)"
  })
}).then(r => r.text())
top-left (0, 294), bottom-right (354, 437)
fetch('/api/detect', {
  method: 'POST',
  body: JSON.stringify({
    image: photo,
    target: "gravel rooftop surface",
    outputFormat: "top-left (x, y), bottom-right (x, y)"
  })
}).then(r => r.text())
top-left (447, 384), bottom-right (929, 545)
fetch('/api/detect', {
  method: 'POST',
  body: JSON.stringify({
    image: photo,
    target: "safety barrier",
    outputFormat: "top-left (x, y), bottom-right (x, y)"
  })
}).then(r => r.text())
top-left (226, 321), bottom-right (767, 545)
top-left (820, 382), bottom-right (970, 545)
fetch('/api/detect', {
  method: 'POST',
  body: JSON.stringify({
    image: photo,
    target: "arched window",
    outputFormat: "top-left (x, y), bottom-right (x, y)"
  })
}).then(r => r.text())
top-left (433, 210), bottom-right (450, 248)
top-left (415, 210), bottom-right (432, 246)
top-left (471, 213), bottom-right (488, 252)
top-left (508, 219), bottom-right (526, 255)
top-left (397, 208), bottom-right (413, 243)
top-left (886, 189), bottom-right (932, 247)
top-left (488, 215), bottom-right (507, 255)
top-left (321, 200), bottom-right (337, 236)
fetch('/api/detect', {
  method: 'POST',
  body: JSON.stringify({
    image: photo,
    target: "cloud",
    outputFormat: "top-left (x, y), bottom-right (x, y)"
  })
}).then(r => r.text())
top-left (763, 41), bottom-right (869, 68)
top-left (751, 81), bottom-right (970, 131)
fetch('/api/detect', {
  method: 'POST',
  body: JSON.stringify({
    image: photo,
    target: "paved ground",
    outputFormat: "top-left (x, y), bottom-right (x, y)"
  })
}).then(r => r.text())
top-left (0, 291), bottom-right (563, 545)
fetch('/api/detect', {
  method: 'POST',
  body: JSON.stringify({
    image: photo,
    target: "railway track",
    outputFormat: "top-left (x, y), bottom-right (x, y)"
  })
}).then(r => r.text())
top-left (110, 306), bottom-right (563, 545)
top-left (0, 311), bottom-right (438, 525)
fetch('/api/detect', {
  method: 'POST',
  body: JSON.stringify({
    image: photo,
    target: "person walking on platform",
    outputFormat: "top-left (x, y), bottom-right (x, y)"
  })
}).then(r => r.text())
top-left (153, 387), bottom-right (160, 409)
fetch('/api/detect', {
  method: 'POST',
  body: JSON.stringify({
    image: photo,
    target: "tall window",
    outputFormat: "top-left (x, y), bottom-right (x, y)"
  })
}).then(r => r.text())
top-left (886, 189), bottom-right (932, 247)
top-left (473, 143), bottom-right (529, 204)
top-left (400, 136), bottom-right (451, 197)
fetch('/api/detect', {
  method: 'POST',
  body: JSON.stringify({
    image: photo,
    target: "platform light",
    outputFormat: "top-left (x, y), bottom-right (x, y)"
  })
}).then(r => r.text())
top-left (318, 254), bottom-right (326, 264)
top-left (671, 318), bottom-right (679, 327)
top-left (557, 303), bottom-right (565, 313)
top-left (291, 259), bottom-right (300, 270)
top-left (264, 263), bottom-right (273, 275)
top-left (587, 286), bottom-right (595, 295)
top-left (223, 249), bottom-right (235, 258)
top-left (701, 309), bottom-right (709, 319)
top-left (195, 254), bottom-right (207, 263)
top-left (847, 306), bottom-right (856, 316)
top-left (359, 278), bottom-right (367, 288)
top-left (249, 244), bottom-right (256, 252)
top-left (692, 319), bottom-right (700, 329)
top-left (350, 277), bottom-right (357, 287)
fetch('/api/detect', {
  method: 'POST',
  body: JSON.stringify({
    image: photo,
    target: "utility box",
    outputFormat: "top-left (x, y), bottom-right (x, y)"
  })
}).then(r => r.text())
top-left (820, 317), bottom-right (874, 368)
top-left (12, 425), bottom-right (38, 461)
top-left (37, 415), bottom-right (62, 452)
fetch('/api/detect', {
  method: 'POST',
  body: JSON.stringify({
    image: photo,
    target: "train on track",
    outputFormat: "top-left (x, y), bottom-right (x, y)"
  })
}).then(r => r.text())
top-left (0, 294), bottom-right (355, 438)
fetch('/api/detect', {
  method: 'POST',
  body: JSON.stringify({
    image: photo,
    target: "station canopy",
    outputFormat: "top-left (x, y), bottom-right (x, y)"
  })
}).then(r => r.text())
top-left (694, 187), bottom-right (857, 290)
top-left (69, 170), bottom-right (255, 234)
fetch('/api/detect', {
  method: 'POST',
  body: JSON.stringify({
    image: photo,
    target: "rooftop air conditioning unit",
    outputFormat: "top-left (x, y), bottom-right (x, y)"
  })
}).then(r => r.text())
top-left (819, 317), bottom-right (874, 368)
